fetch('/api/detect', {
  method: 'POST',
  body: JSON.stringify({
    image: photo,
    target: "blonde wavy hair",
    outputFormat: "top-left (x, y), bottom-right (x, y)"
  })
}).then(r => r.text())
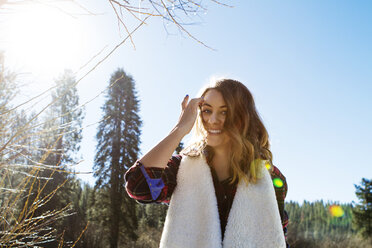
top-left (181, 79), bottom-right (273, 185)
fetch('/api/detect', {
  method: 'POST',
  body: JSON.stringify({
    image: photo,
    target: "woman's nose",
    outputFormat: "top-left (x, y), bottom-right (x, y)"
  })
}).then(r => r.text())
top-left (208, 112), bottom-right (220, 124)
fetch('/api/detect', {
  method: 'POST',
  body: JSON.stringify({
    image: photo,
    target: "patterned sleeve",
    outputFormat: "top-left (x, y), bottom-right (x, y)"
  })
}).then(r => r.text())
top-left (270, 165), bottom-right (289, 245)
top-left (124, 155), bottom-right (182, 204)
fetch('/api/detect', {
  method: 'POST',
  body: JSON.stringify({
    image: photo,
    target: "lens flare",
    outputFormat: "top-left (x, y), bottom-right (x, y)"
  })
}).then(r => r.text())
top-left (329, 205), bottom-right (344, 217)
top-left (265, 162), bottom-right (271, 170)
top-left (273, 178), bottom-right (284, 188)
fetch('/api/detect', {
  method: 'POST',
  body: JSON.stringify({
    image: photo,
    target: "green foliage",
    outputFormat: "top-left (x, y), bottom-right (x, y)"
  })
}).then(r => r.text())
top-left (85, 185), bottom-right (111, 247)
top-left (352, 178), bottom-right (372, 242)
top-left (286, 200), bottom-right (358, 248)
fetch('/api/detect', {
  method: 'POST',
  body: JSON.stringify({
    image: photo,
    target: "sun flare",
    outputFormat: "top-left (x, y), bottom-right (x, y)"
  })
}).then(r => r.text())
top-left (1, 2), bottom-right (84, 77)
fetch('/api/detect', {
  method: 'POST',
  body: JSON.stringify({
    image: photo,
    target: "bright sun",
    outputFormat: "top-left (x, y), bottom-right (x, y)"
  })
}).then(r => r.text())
top-left (1, 2), bottom-right (84, 78)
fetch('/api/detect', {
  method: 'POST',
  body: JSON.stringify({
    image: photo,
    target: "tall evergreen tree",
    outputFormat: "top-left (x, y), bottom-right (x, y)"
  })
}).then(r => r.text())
top-left (93, 68), bottom-right (141, 248)
top-left (50, 69), bottom-right (84, 166)
top-left (49, 69), bottom-right (85, 245)
top-left (27, 70), bottom-right (85, 246)
top-left (352, 178), bottom-right (372, 242)
top-left (39, 69), bottom-right (84, 201)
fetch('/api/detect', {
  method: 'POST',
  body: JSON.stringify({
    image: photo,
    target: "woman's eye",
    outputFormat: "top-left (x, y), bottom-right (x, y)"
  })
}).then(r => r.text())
top-left (202, 109), bottom-right (211, 113)
top-left (221, 111), bottom-right (227, 115)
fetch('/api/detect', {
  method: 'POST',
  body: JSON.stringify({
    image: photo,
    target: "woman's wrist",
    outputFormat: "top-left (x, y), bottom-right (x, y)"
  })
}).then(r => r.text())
top-left (171, 125), bottom-right (189, 139)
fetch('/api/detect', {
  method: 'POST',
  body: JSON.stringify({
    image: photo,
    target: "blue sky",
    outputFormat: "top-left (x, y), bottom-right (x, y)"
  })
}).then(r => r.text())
top-left (1, 1), bottom-right (371, 204)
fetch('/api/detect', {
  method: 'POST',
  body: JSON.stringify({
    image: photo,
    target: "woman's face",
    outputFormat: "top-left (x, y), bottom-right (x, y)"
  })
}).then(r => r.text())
top-left (200, 89), bottom-right (231, 150)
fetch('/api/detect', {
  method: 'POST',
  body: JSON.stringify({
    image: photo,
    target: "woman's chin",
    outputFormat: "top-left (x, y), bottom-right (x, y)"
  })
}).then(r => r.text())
top-left (206, 136), bottom-right (228, 148)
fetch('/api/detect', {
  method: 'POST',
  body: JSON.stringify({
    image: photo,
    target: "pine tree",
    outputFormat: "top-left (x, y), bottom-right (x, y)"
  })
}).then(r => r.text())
top-left (352, 178), bottom-right (372, 242)
top-left (50, 69), bottom-right (84, 165)
top-left (93, 68), bottom-right (141, 248)
top-left (27, 69), bottom-right (85, 246)
top-left (50, 70), bottom-right (85, 245)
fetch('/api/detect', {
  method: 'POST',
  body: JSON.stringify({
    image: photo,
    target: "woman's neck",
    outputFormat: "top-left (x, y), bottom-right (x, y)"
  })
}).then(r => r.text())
top-left (213, 146), bottom-right (230, 160)
top-left (211, 145), bottom-right (231, 171)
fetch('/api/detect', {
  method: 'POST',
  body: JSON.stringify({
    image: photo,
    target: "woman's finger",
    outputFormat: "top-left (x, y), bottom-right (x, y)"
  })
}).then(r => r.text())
top-left (189, 97), bottom-right (204, 108)
top-left (181, 94), bottom-right (189, 110)
top-left (198, 96), bottom-right (204, 107)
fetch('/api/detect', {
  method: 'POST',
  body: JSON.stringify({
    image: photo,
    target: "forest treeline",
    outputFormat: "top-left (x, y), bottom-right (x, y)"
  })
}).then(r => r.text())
top-left (0, 59), bottom-right (371, 247)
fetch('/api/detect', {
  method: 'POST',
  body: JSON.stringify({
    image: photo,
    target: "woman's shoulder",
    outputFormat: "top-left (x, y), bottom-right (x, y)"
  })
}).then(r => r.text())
top-left (270, 164), bottom-right (287, 181)
top-left (169, 154), bottom-right (182, 165)
top-left (268, 163), bottom-right (288, 197)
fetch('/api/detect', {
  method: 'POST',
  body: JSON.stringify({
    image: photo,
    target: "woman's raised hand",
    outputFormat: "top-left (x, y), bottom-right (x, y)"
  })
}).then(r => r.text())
top-left (176, 95), bottom-right (204, 136)
top-left (139, 95), bottom-right (204, 168)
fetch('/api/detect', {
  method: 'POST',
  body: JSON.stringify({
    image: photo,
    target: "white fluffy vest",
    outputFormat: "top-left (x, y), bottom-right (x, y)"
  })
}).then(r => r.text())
top-left (159, 155), bottom-right (286, 248)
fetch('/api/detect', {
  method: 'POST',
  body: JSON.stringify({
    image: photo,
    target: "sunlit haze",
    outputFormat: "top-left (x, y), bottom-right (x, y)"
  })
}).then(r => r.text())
top-left (1, 2), bottom-right (84, 86)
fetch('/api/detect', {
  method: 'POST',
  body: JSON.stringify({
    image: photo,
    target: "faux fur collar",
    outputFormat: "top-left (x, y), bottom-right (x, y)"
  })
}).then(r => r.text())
top-left (160, 155), bottom-right (286, 248)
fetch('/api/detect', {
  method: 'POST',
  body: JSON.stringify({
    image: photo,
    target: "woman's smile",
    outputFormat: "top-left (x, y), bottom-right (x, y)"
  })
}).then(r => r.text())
top-left (207, 129), bottom-right (223, 135)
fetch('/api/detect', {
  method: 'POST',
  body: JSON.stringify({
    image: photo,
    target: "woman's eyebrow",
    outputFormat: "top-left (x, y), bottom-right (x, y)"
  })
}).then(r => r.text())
top-left (202, 103), bottom-right (227, 108)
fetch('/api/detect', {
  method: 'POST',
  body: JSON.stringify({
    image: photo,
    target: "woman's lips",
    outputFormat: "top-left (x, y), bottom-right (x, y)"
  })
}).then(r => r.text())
top-left (208, 129), bottom-right (222, 135)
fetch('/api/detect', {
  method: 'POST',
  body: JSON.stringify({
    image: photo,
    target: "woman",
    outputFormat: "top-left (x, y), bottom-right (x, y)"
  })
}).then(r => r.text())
top-left (125, 79), bottom-right (289, 248)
